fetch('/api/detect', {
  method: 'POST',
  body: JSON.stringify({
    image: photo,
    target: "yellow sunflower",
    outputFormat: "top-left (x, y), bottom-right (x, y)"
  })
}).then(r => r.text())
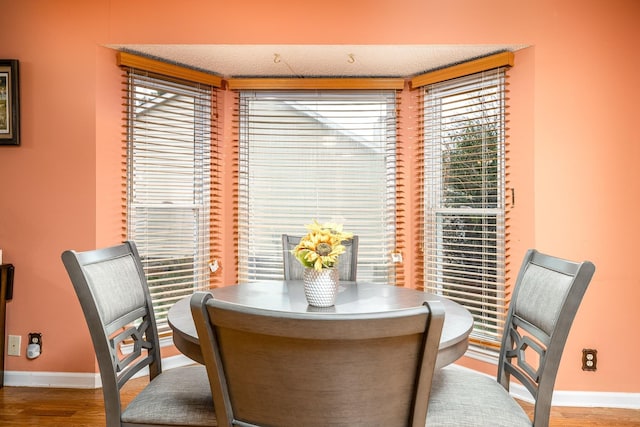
top-left (293, 220), bottom-right (353, 271)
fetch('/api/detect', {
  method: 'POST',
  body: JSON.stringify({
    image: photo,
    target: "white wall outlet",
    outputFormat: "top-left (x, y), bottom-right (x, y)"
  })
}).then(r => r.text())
top-left (8, 335), bottom-right (21, 356)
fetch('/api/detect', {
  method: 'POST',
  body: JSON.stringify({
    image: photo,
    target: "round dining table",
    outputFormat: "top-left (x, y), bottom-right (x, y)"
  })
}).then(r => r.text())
top-left (168, 280), bottom-right (474, 370)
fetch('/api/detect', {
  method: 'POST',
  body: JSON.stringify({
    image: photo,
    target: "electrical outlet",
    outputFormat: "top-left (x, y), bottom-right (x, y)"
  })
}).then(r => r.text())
top-left (28, 332), bottom-right (42, 347)
top-left (8, 335), bottom-right (21, 356)
top-left (582, 348), bottom-right (597, 371)
top-left (27, 333), bottom-right (42, 359)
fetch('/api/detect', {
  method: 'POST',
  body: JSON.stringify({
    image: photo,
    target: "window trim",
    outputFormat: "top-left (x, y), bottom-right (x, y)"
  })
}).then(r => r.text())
top-left (227, 77), bottom-right (404, 90)
top-left (411, 51), bottom-right (513, 88)
top-left (117, 51), bottom-right (223, 87)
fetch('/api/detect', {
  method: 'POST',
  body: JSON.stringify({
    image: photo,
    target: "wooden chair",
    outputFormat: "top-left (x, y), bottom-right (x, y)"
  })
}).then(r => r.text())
top-left (61, 241), bottom-right (217, 427)
top-left (190, 290), bottom-right (444, 427)
top-left (282, 234), bottom-right (359, 281)
top-left (426, 249), bottom-right (595, 426)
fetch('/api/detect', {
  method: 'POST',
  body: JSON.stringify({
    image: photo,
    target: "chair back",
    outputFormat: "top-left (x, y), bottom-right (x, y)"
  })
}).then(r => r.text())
top-left (61, 241), bottom-right (162, 426)
top-left (191, 291), bottom-right (444, 427)
top-left (282, 234), bottom-right (359, 281)
top-left (497, 249), bottom-right (595, 426)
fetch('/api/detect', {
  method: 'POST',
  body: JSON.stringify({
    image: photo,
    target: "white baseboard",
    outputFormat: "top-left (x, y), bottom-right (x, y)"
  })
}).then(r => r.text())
top-left (4, 358), bottom-right (639, 409)
top-left (510, 385), bottom-right (640, 409)
top-left (442, 365), bottom-right (640, 410)
top-left (2, 354), bottom-right (193, 389)
top-left (3, 370), bottom-right (101, 389)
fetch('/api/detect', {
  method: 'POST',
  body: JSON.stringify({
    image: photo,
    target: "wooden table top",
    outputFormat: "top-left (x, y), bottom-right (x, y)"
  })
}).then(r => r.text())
top-left (168, 280), bottom-right (474, 369)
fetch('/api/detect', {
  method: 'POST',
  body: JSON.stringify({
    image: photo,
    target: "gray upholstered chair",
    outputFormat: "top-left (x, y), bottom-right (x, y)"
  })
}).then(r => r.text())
top-left (282, 234), bottom-right (359, 281)
top-left (426, 249), bottom-right (595, 427)
top-left (61, 241), bottom-right (217, 427)
top-left (190, 290), bottom-right (444, 427)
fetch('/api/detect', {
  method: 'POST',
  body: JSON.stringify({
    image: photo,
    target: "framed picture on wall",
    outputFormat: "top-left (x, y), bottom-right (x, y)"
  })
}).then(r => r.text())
top-left (0, 60), bottom-right (20, 146)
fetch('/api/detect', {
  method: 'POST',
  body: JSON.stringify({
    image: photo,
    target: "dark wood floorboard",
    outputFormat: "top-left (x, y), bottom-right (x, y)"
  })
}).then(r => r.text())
top-left (1, 375), bottom-right (639, 426)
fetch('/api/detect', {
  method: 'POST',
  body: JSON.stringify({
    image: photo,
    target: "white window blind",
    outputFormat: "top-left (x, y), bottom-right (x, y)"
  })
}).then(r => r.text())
top-left (123, 69), bottom-right (213, 334)
top-left (423, 69), bottom-right (508, 351)
top-left (238, 90), bottom-right (397, 284)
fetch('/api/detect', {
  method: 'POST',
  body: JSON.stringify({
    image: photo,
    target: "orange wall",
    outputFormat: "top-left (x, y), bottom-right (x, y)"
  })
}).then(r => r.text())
top-left (1, 0), bottom-right (638, 393)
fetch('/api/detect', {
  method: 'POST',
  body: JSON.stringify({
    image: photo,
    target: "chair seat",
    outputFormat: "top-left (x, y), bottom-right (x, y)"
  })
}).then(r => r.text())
top-left (122, 365), bottom-right (217, 426)
top-left (426, 365), bottom-right (531, 427)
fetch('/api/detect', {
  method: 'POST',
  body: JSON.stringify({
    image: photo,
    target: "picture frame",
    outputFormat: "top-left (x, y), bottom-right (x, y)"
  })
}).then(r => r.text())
top-left (0, 60), bottom-right (20, 146)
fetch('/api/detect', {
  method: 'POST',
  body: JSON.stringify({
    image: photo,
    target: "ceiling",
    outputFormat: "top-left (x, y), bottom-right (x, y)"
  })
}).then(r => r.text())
top-left (109, 44), bottom-right (527, 78)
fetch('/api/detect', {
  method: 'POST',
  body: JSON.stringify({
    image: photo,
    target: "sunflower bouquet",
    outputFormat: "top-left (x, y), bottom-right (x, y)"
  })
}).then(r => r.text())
top-left (292, 220), bottom-right (353, 271)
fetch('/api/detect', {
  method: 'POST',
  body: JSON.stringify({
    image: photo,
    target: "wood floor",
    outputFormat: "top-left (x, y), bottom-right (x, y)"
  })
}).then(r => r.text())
top-left (1, 375), bottom-right (639, 426)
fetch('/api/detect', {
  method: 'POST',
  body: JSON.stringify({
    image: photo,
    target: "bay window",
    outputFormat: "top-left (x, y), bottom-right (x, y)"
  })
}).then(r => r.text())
top-left (118, 51), bottom-right (513, 351)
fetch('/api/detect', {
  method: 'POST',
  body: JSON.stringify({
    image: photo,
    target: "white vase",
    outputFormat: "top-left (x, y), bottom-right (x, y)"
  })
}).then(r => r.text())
top-left (303, 267), bottom-right (339, 307)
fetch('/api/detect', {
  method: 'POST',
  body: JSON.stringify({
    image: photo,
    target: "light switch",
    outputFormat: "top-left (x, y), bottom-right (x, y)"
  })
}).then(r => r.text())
top-left (8, 335), bottom-right (21, 356)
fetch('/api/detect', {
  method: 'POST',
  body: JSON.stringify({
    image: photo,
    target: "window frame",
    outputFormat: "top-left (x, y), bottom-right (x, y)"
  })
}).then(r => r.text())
top-left (119, 53), bottom-right (221, 339)
top-left (414, 58), bottom-right (513, 360)
top-left (236, 89), bottom-right (400, 285)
